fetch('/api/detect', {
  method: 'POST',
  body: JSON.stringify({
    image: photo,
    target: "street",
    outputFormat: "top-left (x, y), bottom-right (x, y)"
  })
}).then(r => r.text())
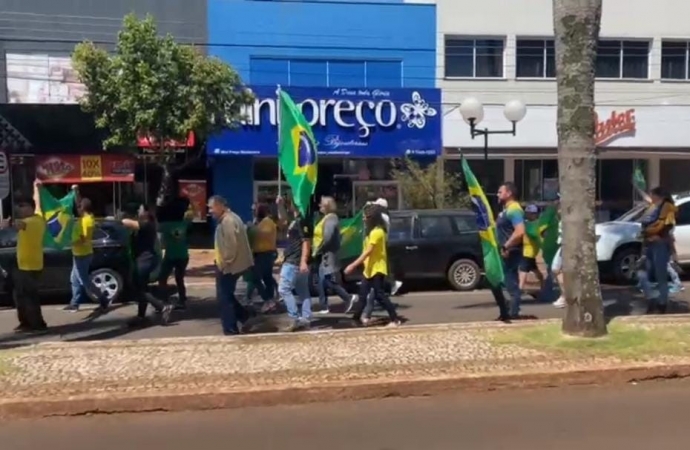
top-left (0, 280), bottom-right (668, 347)
top-left (4, 379), bottom-right (690, 449)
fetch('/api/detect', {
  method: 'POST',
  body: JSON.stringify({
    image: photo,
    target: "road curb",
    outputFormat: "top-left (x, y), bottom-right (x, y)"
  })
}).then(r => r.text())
top-left (2, 363), bottom-right (690, 420)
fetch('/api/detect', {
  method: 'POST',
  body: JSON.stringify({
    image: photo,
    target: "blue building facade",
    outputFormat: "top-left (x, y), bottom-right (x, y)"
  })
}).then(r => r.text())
top-left (207, 0), bottom-right (439, 222)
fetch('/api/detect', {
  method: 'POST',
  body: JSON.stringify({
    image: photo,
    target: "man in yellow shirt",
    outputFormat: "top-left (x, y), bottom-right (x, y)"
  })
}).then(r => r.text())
top-left (252, 204), bottom-right (279, 313)
top-left (64, 196), bottom-right (108, 312)
top-left (3, 196), bottom-right (48, 332)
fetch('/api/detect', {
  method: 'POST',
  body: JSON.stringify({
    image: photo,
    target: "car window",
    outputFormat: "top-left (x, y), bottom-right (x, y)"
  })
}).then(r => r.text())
top-left (0, 228), bottom-right (17, 247)
top-left (93, 228), bottom-right (108, 241)
top-left (389, 216), bottom-right (412, 241)
top-left (419, 216), bottom-right (454, 238)
top-left (453, 215), bottom-right (477, 232)
top-left (677, 203), bottom-right (690, 226)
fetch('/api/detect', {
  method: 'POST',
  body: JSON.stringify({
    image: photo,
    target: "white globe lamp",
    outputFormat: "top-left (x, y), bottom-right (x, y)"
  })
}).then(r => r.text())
top-left (504, 99), bottom-right (527, 123)
top-left (459, 97), bottom-right (484, 126)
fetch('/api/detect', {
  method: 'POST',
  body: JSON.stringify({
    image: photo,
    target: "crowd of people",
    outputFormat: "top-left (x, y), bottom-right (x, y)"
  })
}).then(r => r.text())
top-left (3, 178), bottom-right (684, 335)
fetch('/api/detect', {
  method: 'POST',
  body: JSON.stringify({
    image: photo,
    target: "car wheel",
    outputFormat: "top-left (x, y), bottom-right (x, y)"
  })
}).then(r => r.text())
top-left (89, 268), bottom-right (124, 303)
top-left (612, 246), bottom-right (641, 284)
top-left (447, 259), bottom-right (481, 291)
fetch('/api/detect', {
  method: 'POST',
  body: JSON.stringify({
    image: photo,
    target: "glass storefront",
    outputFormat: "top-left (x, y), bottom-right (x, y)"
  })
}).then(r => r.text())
top-left (660, 159), bottom-right (690, 194)
top-left (514, 158), bottom-right (648, 221)
top-left (445, 159), bottom-right (504, 211)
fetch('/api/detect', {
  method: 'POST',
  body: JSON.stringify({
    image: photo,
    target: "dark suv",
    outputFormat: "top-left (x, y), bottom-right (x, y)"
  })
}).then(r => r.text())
top-left (341, 209), bottom-right (484, 291)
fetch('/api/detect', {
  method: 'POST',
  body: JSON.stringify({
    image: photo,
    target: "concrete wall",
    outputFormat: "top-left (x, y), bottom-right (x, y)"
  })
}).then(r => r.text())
top-left (437, 0), bottom-right (690, 108)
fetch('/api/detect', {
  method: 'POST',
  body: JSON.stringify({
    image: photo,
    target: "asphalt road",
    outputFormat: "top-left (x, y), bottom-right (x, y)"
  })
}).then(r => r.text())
top-left (0, 280), bottom-right (684, 347)
top-left (4, 380), bottom-right (690, 449)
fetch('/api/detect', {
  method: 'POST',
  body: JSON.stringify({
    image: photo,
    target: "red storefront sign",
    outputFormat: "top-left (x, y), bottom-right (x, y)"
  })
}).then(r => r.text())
top-left (136, 132), bottom-right (195, 149)
top-left (35, 154), bottom-right (135, 183)
top-left (595, 109), bottom-right (636, 146)
top-left (179, 179), bottom-right (207, 222)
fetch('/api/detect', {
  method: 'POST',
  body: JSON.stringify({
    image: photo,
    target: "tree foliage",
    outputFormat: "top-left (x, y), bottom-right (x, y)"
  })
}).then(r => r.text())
top-left (391, 159), bottom-right (468, 209)
top-left (71, 13), bottom-right (253, 202)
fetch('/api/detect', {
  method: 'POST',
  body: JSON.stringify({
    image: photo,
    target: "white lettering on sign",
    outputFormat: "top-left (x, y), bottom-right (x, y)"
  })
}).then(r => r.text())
top-left (240, 90), bottom-right (436, 139)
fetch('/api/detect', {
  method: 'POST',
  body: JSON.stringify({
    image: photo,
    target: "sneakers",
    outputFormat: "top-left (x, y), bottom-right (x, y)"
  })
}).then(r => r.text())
top-left (553, 296), bottom-right (566, 309)
top-left (283, 319), bottom-right (310, 332)
top-left (160, 304), bottom-right (173, 326)
top-left (62, 305), bottom-right (79, 313)
top-left (385, 319), bottom-right (402, 328)
top-left (391, 281), bottom-right (403, 296)
top-left (345, 295), bottom-right (358, 314)
top-left (314, 308), bottom-right (330, 315)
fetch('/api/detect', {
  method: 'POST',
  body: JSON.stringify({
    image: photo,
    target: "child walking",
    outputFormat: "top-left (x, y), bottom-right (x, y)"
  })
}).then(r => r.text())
top-left (519, 204), bottom-right (545, 291)
top-left (344, 205), bottom-right (401, 327)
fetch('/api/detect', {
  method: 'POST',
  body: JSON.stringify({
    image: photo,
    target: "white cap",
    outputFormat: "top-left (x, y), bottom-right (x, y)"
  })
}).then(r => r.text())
top-left (525, 204), bottom-right (539, 214)
top-left (374, 198), bottom-right (388, 208)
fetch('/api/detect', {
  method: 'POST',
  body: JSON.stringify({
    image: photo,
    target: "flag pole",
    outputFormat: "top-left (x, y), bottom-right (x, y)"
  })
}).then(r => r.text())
top-left (276, 84), bottom-right (282, 199)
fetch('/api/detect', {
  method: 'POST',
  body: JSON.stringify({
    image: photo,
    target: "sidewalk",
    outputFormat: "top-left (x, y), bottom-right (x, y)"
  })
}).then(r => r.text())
top-left (2, 315), bottom-right (690, 419)
top-left (187, 249), bottom-right (283, 281)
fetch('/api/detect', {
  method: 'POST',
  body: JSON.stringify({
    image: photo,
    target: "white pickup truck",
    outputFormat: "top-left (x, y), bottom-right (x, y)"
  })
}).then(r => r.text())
top-left (596, 193), bottom-right (690, 283)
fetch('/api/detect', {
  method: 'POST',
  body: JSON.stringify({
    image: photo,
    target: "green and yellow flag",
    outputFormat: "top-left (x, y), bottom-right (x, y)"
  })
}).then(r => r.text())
top-left (278, 90), bottom-right (318, 216)
top-left (338, 210), bottom-right (364, 260)
top-left (461, 158), bottom-right (504, 287)
top-left (525, 205), bottom-right (560, 267)
top-left (39, 187), bottom-right (76, 249)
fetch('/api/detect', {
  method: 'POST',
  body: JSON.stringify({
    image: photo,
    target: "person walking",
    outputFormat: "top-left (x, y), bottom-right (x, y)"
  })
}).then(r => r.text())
top-left (64, 196), bottom-right (109, 312)
top-left (518, 204), bottom-right (545, 292)
top-left (252, 203), bottom-right (279, 313)
top-left (313, 196), bottom-right (357, 314)
top-left (158, 207), bottom-right (193, 310)
top-left (496, 182), bottom-right (526, 319)
top-left (345, 205), bottom-right (402, 327)
top-left (2, 194), bottom-right (48, 333)
top-left (122, 206), bottom-right (172, 327)
top-left (209, 195), bottom-right (254, 335)
top-left (639, 187), bottom-right (677, 314)
top-left (371, 198), bottom-right (404, 296)
top-left (275, 197), bottom-right (313, 331)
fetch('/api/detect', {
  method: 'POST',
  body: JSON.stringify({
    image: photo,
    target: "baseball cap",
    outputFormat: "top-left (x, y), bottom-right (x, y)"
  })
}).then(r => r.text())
top-left (374, 198), bottom-right (388, 209)
top-left (525, 204), bottom-right (539, 214)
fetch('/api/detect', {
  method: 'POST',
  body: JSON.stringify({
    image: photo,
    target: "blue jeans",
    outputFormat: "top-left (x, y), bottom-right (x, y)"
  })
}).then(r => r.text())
top-left (278, 263), bottom-right (312, 321)
top-left (70, 255), bottom-right (102, 307)
top-left (643, 241), bottom-right (671, 305)
top-left (503, 251), bottom-right (522, 317)
top-left (216, 270), bottom-right (249, 335)
top-left (317, 265), bottom-right (351, 309)
top-left (253, 251), bottom-right (277, 302)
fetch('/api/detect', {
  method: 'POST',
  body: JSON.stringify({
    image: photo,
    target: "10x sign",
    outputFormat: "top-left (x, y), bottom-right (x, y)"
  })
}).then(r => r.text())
top-left (210, 86), bottom-right (442, 158)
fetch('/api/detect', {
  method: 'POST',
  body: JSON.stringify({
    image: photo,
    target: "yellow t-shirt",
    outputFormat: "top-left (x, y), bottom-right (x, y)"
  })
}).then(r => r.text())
top-left (72, 213), bottom-right (95, 256)
top-left (17, 214), bottom-right (46, 271)
top-left (363, 226), bottom-right (388, 279)
top-left (523, 225), bottom-right (538, 259)
top-left (252, 217), bottom-right (277, 253)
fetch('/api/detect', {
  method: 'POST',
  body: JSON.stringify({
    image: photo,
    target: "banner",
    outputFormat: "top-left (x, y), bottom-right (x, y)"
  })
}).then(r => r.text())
top-left (179, 180), bottom-right (207, 222)
top-left (35, 154), bottom-right (135, 183)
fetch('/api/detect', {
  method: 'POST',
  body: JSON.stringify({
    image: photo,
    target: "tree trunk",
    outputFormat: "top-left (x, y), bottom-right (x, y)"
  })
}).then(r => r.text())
top-left (553, 0), bottom-right (607, 337)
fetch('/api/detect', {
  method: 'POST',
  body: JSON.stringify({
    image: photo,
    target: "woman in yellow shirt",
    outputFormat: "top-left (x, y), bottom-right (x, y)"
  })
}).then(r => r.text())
top-left (252, 204), bottom-right (279, 312)
top-left (344, 205), bottom-right (401, 327)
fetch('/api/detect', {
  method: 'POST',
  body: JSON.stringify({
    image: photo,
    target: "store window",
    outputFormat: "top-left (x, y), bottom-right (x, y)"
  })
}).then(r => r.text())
top-left (514, 159), bottom-right (558, 203)
top-left (660, 159), bottom-right (690, 195)
top-left (446, 159), bottom-right (504, 211)
top-left (444, 37), bottom-right (504, 78)
top-left (661, 41), bottom-right (690, 80)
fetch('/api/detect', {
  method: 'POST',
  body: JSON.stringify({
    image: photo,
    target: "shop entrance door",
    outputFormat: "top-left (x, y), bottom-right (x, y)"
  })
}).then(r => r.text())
top-left (352, 181), bottom-right (401, 214)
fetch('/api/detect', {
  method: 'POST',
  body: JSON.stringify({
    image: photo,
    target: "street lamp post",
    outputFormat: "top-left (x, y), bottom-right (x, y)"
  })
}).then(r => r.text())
top-left (459, 98), bottom-right (527, 160)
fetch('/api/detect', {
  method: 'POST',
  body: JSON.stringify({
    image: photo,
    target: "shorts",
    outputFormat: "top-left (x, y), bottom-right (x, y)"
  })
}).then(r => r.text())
top-left (519, 257), bottom-right (538, 272)
top-left (551, 248), bottom-right (563, 273)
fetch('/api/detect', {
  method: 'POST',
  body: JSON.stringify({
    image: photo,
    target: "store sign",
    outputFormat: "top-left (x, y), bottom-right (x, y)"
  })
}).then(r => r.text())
top-left (137, 132), bottom-right (195, 149)
top-left (595, 109), bottom-right (636, 146)
top-left (179, 180), bottom-right (207, 222)
top-left (36, 154), bottom-right (135, 183)
top-left (208, 86), bottom-right (442, 158)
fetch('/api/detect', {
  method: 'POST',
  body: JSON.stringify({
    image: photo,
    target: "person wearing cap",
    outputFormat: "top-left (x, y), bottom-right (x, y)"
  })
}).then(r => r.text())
top-left (369, 198), bottom-right (403, 296)
top-left (519, 204), bottom-right (545, 292)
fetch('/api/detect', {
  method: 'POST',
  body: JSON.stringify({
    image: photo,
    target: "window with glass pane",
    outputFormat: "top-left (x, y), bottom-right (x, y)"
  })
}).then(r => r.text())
top-left (622, 41), bottom-right (649, 79)
top-left (661, 41), bottom-right (689, 80)
top-left (444, 37), bottom-right (474, 77)
top-left (419, 216), bottom-right (455, 238)
top-left (516, 39), bottom-right (555, 78)
top-left (596, 40), bottom-right (622, 78)
top-left (475, 39), bottom-right (504, 77)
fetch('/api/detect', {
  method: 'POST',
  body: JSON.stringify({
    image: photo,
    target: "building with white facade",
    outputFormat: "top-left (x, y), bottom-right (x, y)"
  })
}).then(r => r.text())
top-left (438, 0), bottom-right (690, 219)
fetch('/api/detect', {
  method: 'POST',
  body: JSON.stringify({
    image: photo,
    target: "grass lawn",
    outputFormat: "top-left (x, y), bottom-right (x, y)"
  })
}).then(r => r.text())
top-left (490, 322), bottom-right (690, 360)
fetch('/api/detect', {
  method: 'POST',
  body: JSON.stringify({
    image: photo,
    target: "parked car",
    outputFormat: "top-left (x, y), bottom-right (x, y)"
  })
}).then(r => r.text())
top-left (0, 220), bottom-right (131, 306)
top-left (338, 209), bottom-right (484, 291)
top-left (596, 192), bottom-right (690, 283)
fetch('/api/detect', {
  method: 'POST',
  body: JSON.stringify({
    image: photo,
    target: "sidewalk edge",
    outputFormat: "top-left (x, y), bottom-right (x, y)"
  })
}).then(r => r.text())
top-left (2, 363), bottom-right (689, 420)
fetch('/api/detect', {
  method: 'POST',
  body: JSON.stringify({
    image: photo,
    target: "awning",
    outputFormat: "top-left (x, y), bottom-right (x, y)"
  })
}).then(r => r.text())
top-left (35, 154), bottom-right (135, 183)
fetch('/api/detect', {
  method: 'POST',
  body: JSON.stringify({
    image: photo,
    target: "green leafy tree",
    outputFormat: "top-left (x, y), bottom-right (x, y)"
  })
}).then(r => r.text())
top-left (391, 159), bottom-right (468, 209)
top-left (72, 13), bottom-right (254, 205)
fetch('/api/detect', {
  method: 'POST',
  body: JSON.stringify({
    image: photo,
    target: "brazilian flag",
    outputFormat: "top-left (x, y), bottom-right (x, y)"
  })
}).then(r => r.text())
top-left (338, 210), bottom-right (364, 260)
top-left (39, 187), bottom-right (76, 249)
top-left (278, 89), bottom-right (317, 217)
